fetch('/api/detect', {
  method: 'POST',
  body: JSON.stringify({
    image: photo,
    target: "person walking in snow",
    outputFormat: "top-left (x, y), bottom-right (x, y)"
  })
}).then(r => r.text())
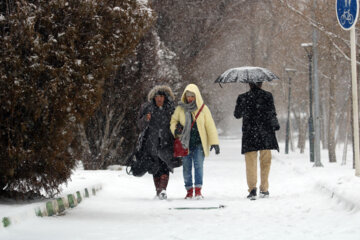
top-left (234, 82), bottom-right (280, 200)
top-left (170, 83), bottom-right (220, 199)
top-left (137, 85), bottom-right (176, 200)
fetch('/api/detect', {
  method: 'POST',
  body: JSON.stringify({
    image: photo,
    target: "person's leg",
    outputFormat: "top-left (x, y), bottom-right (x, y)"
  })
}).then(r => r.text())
top-left (182, 152), bottom-right (195, 199)
top-left (193, 145), bottom-right (205, 198)
top-left (245, 151), bottom-right (258, 192)
top-left (150, 155), bottom-right (161, 196)
top-left (155, 160), bottom-right (170, 200)
top-left (153, 159), bottom-right (169, 195)
top-left (193, 145), bottom-right (205, 188)
top-left (158, 161), bottom-right (169, 190)
top-left (158, 173), bottom-right (169, 200)
top-left (182, 153), bottom-right (193, 190)
top-left (259, 150), bottom-right (271, 193)
top-left (152, 175), bottom-right (161, 196)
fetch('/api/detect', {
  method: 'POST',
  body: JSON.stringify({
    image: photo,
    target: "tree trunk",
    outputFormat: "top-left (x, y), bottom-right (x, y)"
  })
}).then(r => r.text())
top-left (342, 102), bottom-right (351, 165)
top-left (293, 109), bottom-right (306, 153)
top-left (351, 91), bottom-right (355, 169)
top-left (77, 123), bottom-right (94, 170)
top-left (328, 77), bottom-right (336, 163)
top-left (299, 116), bottom-right (307, 154)
top-left (321, 95), bottom-right (328, 150)
top-left (289, 119), bottom-right (295, 152)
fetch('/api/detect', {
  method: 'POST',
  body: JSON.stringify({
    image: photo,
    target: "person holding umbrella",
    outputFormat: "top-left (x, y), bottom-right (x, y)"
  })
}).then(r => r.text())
top-left (234, 81), bottom-right (280, 200)
top-left (215, 66), bottom-right (280, 200)
top-left (170, 83), bottom-right (220, 199)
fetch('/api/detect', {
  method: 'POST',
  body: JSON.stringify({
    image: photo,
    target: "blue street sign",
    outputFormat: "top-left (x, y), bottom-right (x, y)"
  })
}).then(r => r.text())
top-left (337, 0), bottom-right (359, 30)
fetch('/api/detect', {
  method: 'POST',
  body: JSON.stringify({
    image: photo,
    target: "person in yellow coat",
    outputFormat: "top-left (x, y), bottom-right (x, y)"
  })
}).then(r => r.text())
top-left (170, 84), bottom-right (220, 199)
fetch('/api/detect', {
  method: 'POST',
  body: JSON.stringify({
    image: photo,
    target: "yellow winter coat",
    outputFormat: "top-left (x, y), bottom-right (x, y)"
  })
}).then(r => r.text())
top-left (170, 84), bottom-right (219, 157)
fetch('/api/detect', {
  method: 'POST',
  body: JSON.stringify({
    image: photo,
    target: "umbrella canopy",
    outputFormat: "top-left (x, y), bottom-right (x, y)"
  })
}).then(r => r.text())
top-left (214, 66), bottom-right (280, 85)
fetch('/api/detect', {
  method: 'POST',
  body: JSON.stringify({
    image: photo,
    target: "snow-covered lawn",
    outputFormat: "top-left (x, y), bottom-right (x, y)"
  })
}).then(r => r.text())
top-left (1, 138), bottom-right (360, 240)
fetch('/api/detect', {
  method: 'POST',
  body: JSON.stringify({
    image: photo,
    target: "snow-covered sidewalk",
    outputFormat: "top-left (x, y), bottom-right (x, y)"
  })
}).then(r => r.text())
top-left (1, 138), bottom-right (360, 240)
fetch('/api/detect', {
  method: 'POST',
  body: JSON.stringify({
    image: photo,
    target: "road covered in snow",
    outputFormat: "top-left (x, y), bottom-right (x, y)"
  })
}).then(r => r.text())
top-left (1, 138), bottom-right (360, 240)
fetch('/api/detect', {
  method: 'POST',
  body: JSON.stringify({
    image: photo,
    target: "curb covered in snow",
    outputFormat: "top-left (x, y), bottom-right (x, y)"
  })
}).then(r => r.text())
top-left (315, 181), bottom-right (360, 212)
top-left (1, 184), bottom-right (102, 228)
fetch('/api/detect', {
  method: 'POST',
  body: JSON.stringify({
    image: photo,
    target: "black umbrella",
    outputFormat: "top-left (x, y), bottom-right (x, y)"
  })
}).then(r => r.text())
top-left (215, 66), bottom-right (280, 87)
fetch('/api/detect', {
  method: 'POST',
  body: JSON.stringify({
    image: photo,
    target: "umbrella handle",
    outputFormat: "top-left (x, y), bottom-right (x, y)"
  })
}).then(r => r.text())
top-left (218, 83), bottom-right (223, 88)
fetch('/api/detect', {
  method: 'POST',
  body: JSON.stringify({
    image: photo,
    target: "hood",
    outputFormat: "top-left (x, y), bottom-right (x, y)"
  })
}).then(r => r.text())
top-left (147, 85), bottom-right (175, 102)
top-left (180, 84), bottom-right (204, 109)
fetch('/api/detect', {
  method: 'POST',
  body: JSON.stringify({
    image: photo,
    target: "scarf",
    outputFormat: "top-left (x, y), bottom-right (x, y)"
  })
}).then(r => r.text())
top-left (178, 100), bottom-right (197, 149)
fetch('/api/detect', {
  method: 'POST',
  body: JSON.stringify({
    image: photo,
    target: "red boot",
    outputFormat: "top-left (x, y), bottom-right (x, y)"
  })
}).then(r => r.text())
top-left (195, 187), bottom-right (204, 199)
top-left (185, 188), bottom-right (193, 199)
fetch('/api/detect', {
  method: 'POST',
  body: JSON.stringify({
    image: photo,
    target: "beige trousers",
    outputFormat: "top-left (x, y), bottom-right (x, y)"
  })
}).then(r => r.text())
top-left (245, 150), bottom-right (271, 192)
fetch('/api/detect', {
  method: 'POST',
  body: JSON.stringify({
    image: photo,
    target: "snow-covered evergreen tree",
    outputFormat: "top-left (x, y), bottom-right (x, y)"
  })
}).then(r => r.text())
top-left (0, 0), bottom-right (153, 198)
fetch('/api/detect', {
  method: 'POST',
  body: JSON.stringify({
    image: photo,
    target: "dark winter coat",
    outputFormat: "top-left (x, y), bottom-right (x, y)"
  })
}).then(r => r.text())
top-left (234, 87), bottom-right (280, 154)
top-left (137, 85), bottom-right (175, 173)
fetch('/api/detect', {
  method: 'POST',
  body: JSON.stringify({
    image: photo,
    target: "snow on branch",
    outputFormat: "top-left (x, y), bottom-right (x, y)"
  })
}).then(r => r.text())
top-left (278, 0), bottom-right (360, 64)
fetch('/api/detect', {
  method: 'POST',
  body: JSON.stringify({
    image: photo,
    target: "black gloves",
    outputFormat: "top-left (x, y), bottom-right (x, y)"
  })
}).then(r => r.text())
top-left (210, 145), bottom-right (220, 155)
top-left (175, 123), bottom-right (183, 135)
top-left (270, 115), bottom-right (280, 131)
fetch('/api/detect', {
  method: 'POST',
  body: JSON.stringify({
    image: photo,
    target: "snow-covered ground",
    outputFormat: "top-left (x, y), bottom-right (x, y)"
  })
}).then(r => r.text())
top-left (1, 137), bottom-right (360, 240)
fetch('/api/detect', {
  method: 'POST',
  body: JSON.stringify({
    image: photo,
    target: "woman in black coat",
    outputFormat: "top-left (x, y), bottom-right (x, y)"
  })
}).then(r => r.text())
top-left (234, 82), bottom-right (279, 200)
top-left (137, 85), bottom-right (175, 200)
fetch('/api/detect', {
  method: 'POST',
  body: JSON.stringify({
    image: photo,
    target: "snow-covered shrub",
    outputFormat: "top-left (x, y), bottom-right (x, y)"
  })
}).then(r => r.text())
top-left (0, 0), bottom-right (153, 198)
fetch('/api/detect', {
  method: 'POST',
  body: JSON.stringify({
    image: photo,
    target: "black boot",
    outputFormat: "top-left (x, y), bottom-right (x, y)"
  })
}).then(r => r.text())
top-left (247, 188), bottom-right (257, 200)
top-left (153, 176), bottom-right (161, 196)
top-left (259, 191), bottom-right (269, 198)
top-left (158, 174), bottom-right (169, 200)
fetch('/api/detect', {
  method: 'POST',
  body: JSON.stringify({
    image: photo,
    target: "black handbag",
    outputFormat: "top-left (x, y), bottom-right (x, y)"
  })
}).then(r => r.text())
top-left (126, 150), bottom-right (157, 177)
top-left (126, 126), bottom-right (150, 177)
top-left (126, 152), bottom-right (148, 177)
